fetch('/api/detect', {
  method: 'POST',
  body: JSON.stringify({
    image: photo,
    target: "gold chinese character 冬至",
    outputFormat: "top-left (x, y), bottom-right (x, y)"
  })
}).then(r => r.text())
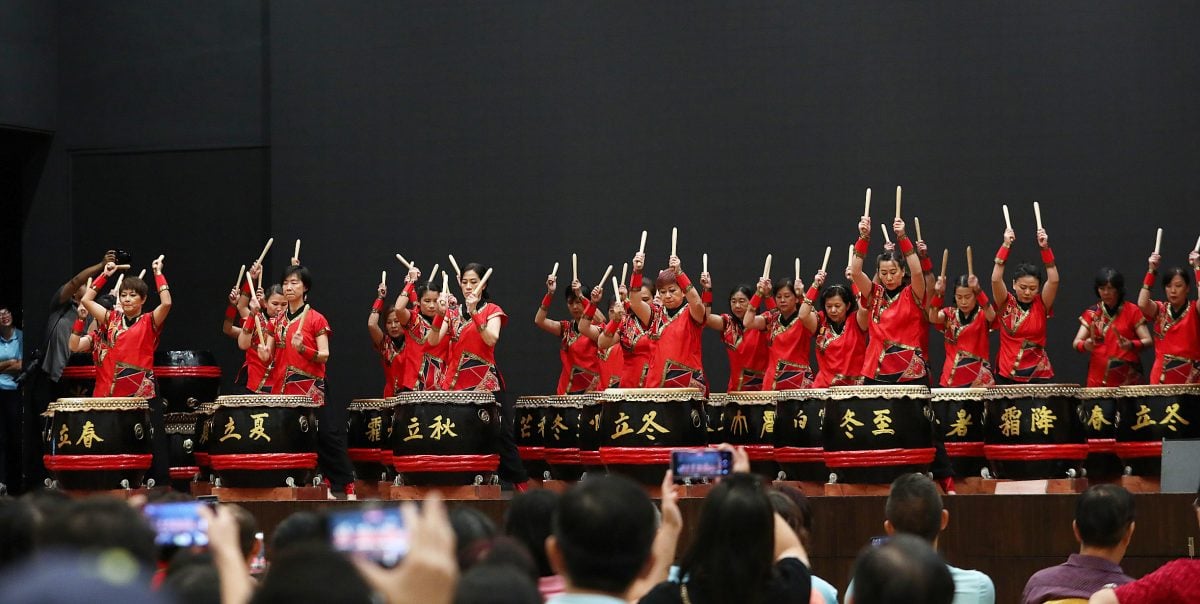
top-left (871, 409), bottom-right (895, 436)
top-left (636, 411), bottom-right (669, 441)
top-left (366, 416), bottom-right (383, 442)
top-left (219, 417), bottom-right (242, 442)
top-left (249, 413), bottom-right (272, 442)
top-left (945, 409), bottom-right (973, 438)
top-left (611, 412), bottom-right (634, 440)
top-left (729, 410), bottom-right (749, 436)
top-left (551, 414), bottom-right (569, 441)
top-left (75, 421), bottom-right (105, 448)
top-left (760, 410), bottom-right (776, 438)
top-left (1161, 403), bottom-right (1191, 432)
top-left (1130, 405), bottom-right (1156, 431)
top-left (1029, 405), bottom-right (1057, 436)
top-left (1000, 406), bottom-right (1022, 438)
top-left (403, 416), bottom-right (423, 442)
top-left (1087, 405), bottom-right (1112, 431)
top-left (840, 409), bottom-right (864, 439)
top-left (429, 415), bottom-right (458, 440)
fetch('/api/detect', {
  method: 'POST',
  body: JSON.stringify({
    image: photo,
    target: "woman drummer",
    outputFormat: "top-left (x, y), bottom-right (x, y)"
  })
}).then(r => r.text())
top-left (629, 251), bottom-right (707, 390)
top-left (393, 267), bottom-right (448, 391)
top-left (1074, 268), bottom-right (1152, 386)
top-left (990, 225), bottom-right (1059, 384)
top-left (700, 276), bottom-right (769, 392)
top-left (811, 268), bottom-right (869, 388)
top-left (367, 278), bottom-right (406, 397)
top-left (534, 274), bottom-right (605, 395)
top-left (743, 274), bottom-right (816, 390)
top-left (928, 273), bottom-right (997, 387)
top-left (582, 278), bottom-right (655, 388)
top-left (236, 283), bottom-right (287, 394)
top-left (1137, 250), bottom-right (1200, 383)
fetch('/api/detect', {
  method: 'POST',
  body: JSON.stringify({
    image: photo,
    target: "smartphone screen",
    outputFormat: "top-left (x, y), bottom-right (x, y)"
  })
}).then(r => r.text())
top-left (144, 502), bottom-right (209, 548)
top-left (869, 536), bottom-right (890, 548)
top-left (671, 449), bottom-right (733, 480)
top-left (328, 507), bottom-right (409, 567)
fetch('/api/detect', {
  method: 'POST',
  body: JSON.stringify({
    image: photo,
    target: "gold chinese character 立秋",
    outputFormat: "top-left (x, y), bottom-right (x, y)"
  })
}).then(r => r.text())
top-left (1161, 403), bottom-right (1191, 432)
top-left (551, 414), bottom-right (569, 441)
top-left (871, 409), bottom-right (895, 436)
top-left (760, 410), bottom-right (776, 438)
top-left (1029, 405), bottom-right (1057, 436)
top-left (636, 411), bottom-right (669, 441)
top-left (248, 413), bottom-right (271, 442)
top-left (1130, 405), bottom-right (1156, 431)
top-left (58, 424), bottom-right (71, 448)
top-left (75, 421), bottom-right (105, 448)
top-left (793, 411), bottom-right (808, 430)
top-left (840, 409), bottom-right (864, 439)
top-left (366, 416), bottom-right (383, 443)
top-left (611, 412), bottom-right (634, 440)
top-left (945, 409), bottom-right (973, 438)
top-left (219, 417), bottom-right (242, 442)
top-left (729, 410), bottom-right (749, 436)
top-left (1087, 405), bottom-right (1112, 431)
top-left (403, 416), bottom-right (423, 442)
top-left (429, 415), bottom-right (457, 440)
top-left (1000, 406), bottom-right (1022, 438)
top-left (519, 414), bottom-right (532, 439)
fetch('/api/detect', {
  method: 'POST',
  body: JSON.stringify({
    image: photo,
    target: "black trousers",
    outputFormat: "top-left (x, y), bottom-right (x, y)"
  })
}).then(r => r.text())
top-left (494, 389), bottom-right (528, 484)
top-left (315, 386), bottom-right (354, 491)
top-left (0, 389), bottom-right (22, 490)
top-left (147, 394), bottom-right (170, 487)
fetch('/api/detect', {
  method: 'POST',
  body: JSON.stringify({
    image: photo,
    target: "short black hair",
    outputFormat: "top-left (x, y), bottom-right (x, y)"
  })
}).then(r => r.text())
top-left (1075, 484), bottom-right (1135, 548)
top-left (769, 485), bottom-right (812, 548)
top-left (1093, 267), bottom-right (1126, 303)
top-left (564, 283), bottom-right (588, 304)
top-left (1161, 266), bottom-right (1193, 290)
top-left (821, 284), bottom-right (857, 314)
top-left (37, 496), bottom-right (157, 571)
top-left (504, 489), bottom-right (560, 577)
top-left (450, 505), bottom-right (498, 571)
top-left (772, 277), bottom-right (797, 297)
top-left (281, 265), bottom-right (312, 293)
top-left (885, 474), bottom-right (943, 543)
top-left (120, 275), bottom-right (149, 299)
top-left (454, 561), bottom-right (541, 604)
top-left (462, 262), bottom-right (492, 300)
top-left (269, 511), bottom-right (327, 557)
top-left (876, 250), bottom-right (907, 271)
top-left (251, 543), bottom-right (372, 604)
top-left (851, 534), bottom-right (955, 604)
top-left (1013, 262), bottom-right (1044, 285)
top-left (0, 497), bottom-right (36, 570)
top-left (552, 475), bottom-right (656, 594)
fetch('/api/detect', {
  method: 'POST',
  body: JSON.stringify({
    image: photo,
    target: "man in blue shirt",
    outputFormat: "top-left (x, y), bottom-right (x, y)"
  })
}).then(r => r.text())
top-left (0, 306), bottom-right (23, 494)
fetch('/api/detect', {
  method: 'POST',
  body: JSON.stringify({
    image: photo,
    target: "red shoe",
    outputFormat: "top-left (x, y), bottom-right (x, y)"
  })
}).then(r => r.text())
top-left (513, 481), bottom-right (530, 493)
top-left (936, 476), bottom-right (957, 495)
top-left (343, 482), bottom-right (357, 500)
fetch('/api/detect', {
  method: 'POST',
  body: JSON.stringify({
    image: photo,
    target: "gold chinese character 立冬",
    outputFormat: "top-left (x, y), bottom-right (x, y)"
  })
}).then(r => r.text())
top-left (611, 412), bottom-right (635, 440)
top-left (366, 416), bottom-right (383, 443)
top-left (75, 421), bottom-right (105, 448)
top-left (636, 411), bottom-right (670, 441)
top-left (840, 409), bottom-right (864, 439)
top-left (1130, 405), bottom-right (1156, 431)
top-left (249, 413), bottom-right (272, 442)
top-left (519, 414), bottom-right (533, 439)
top-left (729, 410), bottom-right (749, 436)
top-left (551, 414), bottom-right (569, 441)
top-left (1029, 405), bottom-right (1058, 436)
top-left (871, 409), bottom-right (895, 436)
top-left (1087, 405), bottom-right (1112, 432)
top-left (403, 417), bottom-right (424, 442)
top-left (58, 424), bottom-right (71, 448)
top-left (793, 411), bottom-right (808, 430)
top-left (429, 415), bottom-right (458, 440)
top-left (1161, 403), bottom-right (1191, 432)
top-left (1000, 406), bottom-right (1022, 438)
top-left (219, 417), bottom-right (242, 442)
top-left (760, 410), bottom-right (776, 438)
top-left (945, 409), bottom-right (973, 438)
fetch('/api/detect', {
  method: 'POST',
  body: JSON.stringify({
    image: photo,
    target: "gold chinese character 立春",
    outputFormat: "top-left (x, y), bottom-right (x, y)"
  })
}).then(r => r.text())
top-left (551, 414), bottom-right (569, 441)
top-left (1130, 405), bottom-right (1156, 431)
top-left (366, 416), bottom-right (383, 442)
top-left (1029, 405), bottom-right (1057, 436)
top-left (57, 424), bottom-right (70, 448)
top-left (945, 409), bottom-right (973, 438)
top-left (1087, 405), bottom-right (1112, 431)
top-left (636, 411), bottom-right (669, 441)
top-left (403, 416), bottom-right (423, 442)
top-left (760, 410), bottom-right (776, 438)
top-left (1161, 403), bottom-right (1191, 432)
top-left (729, 410), bottom-right (749, 436)
top-left (429, 415), bottom-right (458, 440)
top-left (75, 421), bottom-right (105, 448)
top-left (249, 413), bottom-right (272, 442)
top-left (1000, 406), bottom-right (1022, 438)
top-left (840, 409), bottom-right (864, 439)
top-left (871, 409), bottom-right (895, 436)
top-left (611, 412), bottom-right (634, 440)
top-left (519, 414), bottom-right (532, 439)
top-left (219, 417), bottom-right (242, 442)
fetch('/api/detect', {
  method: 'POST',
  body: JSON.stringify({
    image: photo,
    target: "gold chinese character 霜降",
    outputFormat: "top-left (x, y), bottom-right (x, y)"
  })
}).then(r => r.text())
top-left (1130, 405), bottom-right (1156, 431)
top-left (611, 412), bottom-right (634, 440)
top-left (636, 411), bottom-right (670, 441)
top-left (219, 417), bottom-right (242, 442)
top-left (760, 410), bottom-right (776, 438)
top-left (366, 416), bottom-right (383, 443)
top-left (403, 416), bottom-right (423, 442)
top-left (1161, 403), bottom-right (1190, 432)
top-left (1000, 406), bottom-right (1022, 438)
top-left (249, 413), bottom-right (271, 442)
top-left (75, 421), bottom-right (105, 448)
top-left (840, 409), bottom-right (864, 439)
top-left (1087, 405), bottom-right (1112, 432)
top-left (945, 409), bottom-right (973, 438)
top-left (1029, 405), bottom-right (1057, 436)
top-left (429, 415), bottom-right (458, 440)
top-left (729, 410), bottom-right (749, 436)
top-left (871, 409), bottom-right (895, 436)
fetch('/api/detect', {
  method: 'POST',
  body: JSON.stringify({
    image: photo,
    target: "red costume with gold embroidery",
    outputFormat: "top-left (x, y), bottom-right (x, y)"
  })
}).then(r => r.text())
top-left (618, 308), bottom-right (655, 388)
top-left (1147, 300), bottom-right (1200, 384)
top-left (243, 313), bottom-right (278, 393)
top-left (720, 314), bottom-right (767, 391)
top-left (813, 312), bottom-right (867, 388)
top-left (646, 304), bottom-right (706, 389)
top-left (598, 336), bottom-right (624, 388)
top-left (760, 309), bottom-right (814, 390)
top-left (1080, 301), bottom-right (1145, 387)
top-left (442, 303), bottom-right (507, 392)
top-left (400, 312), bottom-right (449, 390)
top-left (997, 295), bottom-right (1054, 382)
top-left (271, 305), bottom-right (332, 405)
top-left (556, 320), bottom-right (603, 395)
top-left (934, 306), bottom-right (995, 387)
top-left (96, 310), bottom-right (159, 398)
top-left (862, 283), bottom-right (929, 383)
top-left (377, 335), bottom-right (406, 397)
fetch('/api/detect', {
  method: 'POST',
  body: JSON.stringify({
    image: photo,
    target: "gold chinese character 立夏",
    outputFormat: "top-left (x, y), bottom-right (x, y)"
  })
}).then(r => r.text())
top-left (1000, 406), bottom-right (1022, 438)
top-left (403, 416), bottom-right (423, 442)
top-left (219, 417), bottom-right (242, 442)
top-left (871, 409), bottom-right (895, 436)
top-left (1087, 405), bottom-right (1112, 432)
top-left (366, 416), bottom-right (383, 443)
top-left (840, 409), bottom-right (864, 439)
top-left (249, 413), bottom-right (272, 442)
top-left (1029, 405), bottom-right (1057, 436)
top-left (1161, 403), bottom-right (1191, 432)
top-left (551, 414), bottom-right (569, 441)
top-left (1130, 405), bottom-right (1156, 431)
top-left (636, 411), bottom-right (669, 441)
top-left (519, 414), bottom-right (532, 439)
top-left (75, 421), bottom-right (105, 448)
top-left (58, 424), bottom-right (70, 448)
top-left (760, 410), bottom-right (776, 438)
top-left (945, 409), bottom-right (973, 438)
top-left (729, 410), bottom-right (749, 436)
top-left (611, 412), bottom-right (634, 440)
top-left (429, 415), bottom-right (458, 440)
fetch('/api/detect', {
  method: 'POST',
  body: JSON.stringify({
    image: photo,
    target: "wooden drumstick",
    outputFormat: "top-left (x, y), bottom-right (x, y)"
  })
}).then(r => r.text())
top-left (599, 264), bottom-right (613, 288)
top-left (612, 276), bottom-right (621, 297)
top-left (966, 246), bottom-right (974, 276)
top-left (293, 240), bottom-right (301, 262)
top-left (257, 270), bottom-right (263, 292)
top-left (475, 267), bottom-right (494, 294)
top-left (382, 270), bottom-right (387, 286)
top-left (550, 262), bottom-right (559, 278)
top-left (914, 216), bottom-right (923, 241)
top-left (395, 253), bottom-right (413, 269)
top-left (621, 262), bottom-right (628, 287)
top-left (762, 254), bottom-right (773, 279)
top-left (821, 246), bottom-right (831, 273)
top-left (1033, 201), bottom-right (1043, 231)
top-left (880, 223), bottom-right (891, 244)
top-left (571, 253), bottom-right (578, 283)
top-left (702, 253), bottom-right (708, 274)
top-left (794, 258), bottom-right (800, 284)
top-left (441, 271), bottom-right (449, 297)
top-left (864, 187), bottom-right (871, 217)
top-left (639, 230), bottom-right (647, 254)
top-left (246, 272), bottom-right (264, 343)
top-left (138, 269), bottom-right (146, 280)
top-left (234, 265), bottom-right (245, 291)
top-left (671, 227), bottom-right (678, 257)
top-left (1194, 235), bottom-right (1200, 254)
top-left (448, 254), bottom-right (461, 278)
top-left (940, 249), bottom-right (949, 278)
top-left (255, 237), bottom-right (274, 265)
top-left (428, 263), bottom-right (439, 284)
top-left (895, 186), bottom-right (902, 219)
top-left (1154, 228), bottom-right (1163, 254)
top-left (110, 274), bottom-right (124, 297)
top-left (847, 245), bottom-right (854, 269)
top-left (114, 264), bottom-right (132, 271)
top-left (1002, 204), bottom-right (1012, 231)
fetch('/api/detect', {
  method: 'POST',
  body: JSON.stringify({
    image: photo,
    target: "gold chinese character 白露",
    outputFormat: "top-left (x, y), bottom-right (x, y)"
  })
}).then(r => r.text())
top-left (945, 409), bottom-right (973, 438)
top-left (57, 424), bottom-right (70, 448)
top-left (729, 409), bottom-right (749, 436)
top-left (403, 416), bottom-right (423, 442)
top-left (200, 419), bottom-right (210, 444)
top-left (429, 415), bottom-right (458, 440)
top-left (1130, 405), bottom-right (1156, 431)
top-left (519, 414), bottom-right (533, 439)
top-left (219, 417), bottom-right (242, 442)
top-left (840, 409), bottom-right (864, 439)
top-left (636, 411), bottom-right (669, 441)
top-left (366, 416), bottom-right (383, 442)
top-left (1161, 402), bottom-right (1191, 432)
top-left (1029, 405), bottom-right (1058, 436)
top-left (588, 413), bottom-right (600, 432)
top-left (1087, 405), bottom-right (1112, 431)
top-left (551, 414), bottom-right (569, 441)
top-left (611, 412), bottom-right (634, 440)
top-left (794, 411), bottom-right (808, 430)
top-left (871, 409), bottom-right (895, 436)
top-left (249, 412), bottom-right (271, 442)
top-left (1000, 406), bottom-right (1022, 438)
top-left (75, 421), bottom-right (105, 448)
top-left (761, 410), bottom-right (775, 438)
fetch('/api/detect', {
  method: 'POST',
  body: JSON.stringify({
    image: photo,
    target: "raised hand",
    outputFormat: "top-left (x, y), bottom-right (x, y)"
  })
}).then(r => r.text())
top-left (632, 251), bottom-right (645, 273)
top-left (546, 274), bottom-right (557, 294)
top-left (699, 271), bottom-right (712, 290)
top-left (967, 274), bottom-right (981, 291)
top-left (933, 276), bottom-right (946, 296)
top-left (228, 288), bottom-right (239, 306)
top-left (590, 285), bottom-right (603, 304)
top-left (668, 255), bottom-right (681, 275)
top-left (812, 270), bottom-right (827, 289)
top-left (1148, 252), bottom-right (1161, 272)
top-left (858, 216), bottom-right (871, 238)
top-left (893, 217), bottom-right (906, 239)
top-left (1003, 228), bottom-right (1016, 246)
top-left (152, 256), bottom-right (164, 275)
top-left (1036, 228), bottom-right (1049, 249)
top-left (378, 282), bottom-right (388, 299)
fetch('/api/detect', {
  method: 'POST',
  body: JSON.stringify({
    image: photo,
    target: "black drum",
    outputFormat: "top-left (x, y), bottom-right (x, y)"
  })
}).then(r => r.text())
top-left (773, 389), bottom-right (829, 481)
top-left (165, 412), bottom-right (199, 491)
top-left (725, 391), bottom-right (780, 479)
top-left (154, 350), bottom-right (222, 414)
top-left (983, 384), bottom-right (1085, 480)
top-left (823, 386), bottom-right (934, 484)
top-left (347, 398), bottom-right (396, 482)
top-left (515, 396), bottom-right (550, 480)
top-left (43, 397), bottom-right (153, 490)
top-left (391, 390), bottom-right (501, 486)
top-left (705, 393), bottom-right (728, 443)
top-left (1116, 384), bottom-right (1200, 476)
top-left (577, 395), bottom-right (604, 474)
top-left (192, 402), bottom-right (215, 481)
top-left (599, 388), bottom-right (707, 484)
top-left (541, 395), bottom-right (587, 481)
top-left (208, 395), bottom-right (319, 488)
top-left (1078, 387), bottom-right (1123, 480)
top-left (60, 353), bottom-right (97, 397)
top-left (931, 388), bottom-right (987, 479)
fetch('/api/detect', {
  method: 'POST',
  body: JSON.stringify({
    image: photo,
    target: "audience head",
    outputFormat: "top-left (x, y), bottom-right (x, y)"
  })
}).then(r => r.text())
top-left (38, 496), bottom-right (157, 572)
top-left (453, 561), bottom-right (541, 604)
top-left (250, 543), bottom-right (372, 604)
top-left (162, 551), bottom-right (220, 604)
top-left (0, 551), bottom-right (165, 604)
top-left (450, 505), bottom-right (498, 571)
top-left (850, 534), bottom-right (954, 604)
top-left (224, 504), bottom-right (262, 563)
top-left (548, 475), bottom-right (656, 595)
top-left (884, 474), bottom-right (947, 544)
top-left (0, 497), bottom-right (36, 570)
top-left (504, 489), bottom-right (559, 577)
top-left (679, 473), bottom-right (776, 604)
top-left (270, 511), bottom-right (327, 557)
top-left (1074, 484), bottom-right (1135, 550)
top-left (769, 484), bottom-right (813, 548)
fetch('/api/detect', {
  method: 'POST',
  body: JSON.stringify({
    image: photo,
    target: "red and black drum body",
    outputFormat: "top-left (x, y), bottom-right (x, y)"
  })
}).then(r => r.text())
top-left (165, 412), bottom-right (199, 490)
top-left (154, 350), bottom-right (221, 413)
top-left (1077, 387), bottom-right (1123, 480)
top-left (192, 402), bottom-right (215, 481)
top-left (599, 388), bottom-right (707, 485)
top-left (347, 398), bottom-right (396, 482)
top-left (515, 396), bottom-right (550, 480)
top-left (208, 395), bottom-right (319, 488)
top-left (577, 395), bottom-right (604, 473)
top-left (540, 395), bottom-right (587, 481)
top-left (724, 391), bottom-right (780, 479)
top-left (823, 386), bottom-right (934, 484)
top-left (704, 393), bottom-right (728, 444)
top-left (773, 389), bottom-right (829, 482)
top-left (1116, 384), bottom-right (1200, 476)
top-left (930, 388), bottom-right (987, 479)
top-left (983, 384), bottom-right (1085, 480)
top-left (60, 353), bottom-right (97, 397)
top-left (391, 390), bottom-right (501, 486)
top-left (43, 397), bottom-right (153, 490)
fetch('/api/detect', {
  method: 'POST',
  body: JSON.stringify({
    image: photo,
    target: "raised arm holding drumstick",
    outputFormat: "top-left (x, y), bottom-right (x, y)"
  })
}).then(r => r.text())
top-left (700, 262), bottom-right (769, 392)
top-left (927, 249), bottom-right (997, 388)
top-left (1136, 239), bottom-right (1200, 384)
top-left (634, 229), bottom-right (708, 389)
top-left (810, 255), bottom-right (870, 388)
top-left (590, 238), bottom-right (656, 388)
top-left (1073, 266), bottom-right (1152, 387)
top-left (234, 264), bottom-right (287, 393)
top-left (368, 272), bottom-right (407, 397)
top-left (391, 263), bottom-right (449, 391)
top-left (534, 267), bottom-right (604, 395)
top-left (990, 208), bottom-right (1059, 384)
top-left (743, 254), bottom-right (818, 390)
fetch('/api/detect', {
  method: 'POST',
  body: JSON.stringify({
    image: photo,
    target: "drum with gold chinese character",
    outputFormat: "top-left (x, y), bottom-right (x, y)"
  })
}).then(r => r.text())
top-left (726, 390), bottom-right (780, 479)
top-left (154, 350), bottom-right (222, 414)
top-left (577, 394), bottom-right (605, 474)
top-left (773, 389), bottom-right (829, 481)
top-left (598, 388), bottom-right (707, 484)
top-left (390, 390), bottom-right (501, 486)
top-left (43, 397), bottom-right (153, 490)
top-left (209, 395), bottom-right (319, 488)
top-left (347, 398), bottom-right (396, 482)
top-left (823, 386), bottom-right (934, 484)
top-left (983, 384), bottom-right (1085, 480)
top-left (930, 388), bottom-right (987, 479)
top-left (165, 412), bottom-right (200, 490)
top-left (192, 402), bottom-right (215, 481)
top-left (704, 393), bottom-right (728, 443)
top-left (515, 396), bottom-right (550, 480)
top-left (1077, 387), bottom-right (1123, 480)
top-left (541, 395), bottom-right (587, 481)
top-left (1115, 384), bottom-right (1200, 476)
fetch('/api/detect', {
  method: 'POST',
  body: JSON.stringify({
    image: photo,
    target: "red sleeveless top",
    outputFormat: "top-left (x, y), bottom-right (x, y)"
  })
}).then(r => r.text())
top-left (442, 303), bottom-right (507, 392)
top-left (761, 309), bottom-right (814, 390)
top-left (271, 305), bottom-right (332, 404)
top-left (96, 310), bottom-right (159, 398)
top-left (935, 306), bottom-right (994, 387)
top-left (997, 295), bottom-right (1053, 382)
top-left (377, 335), bottom-right (406, 397)
top-left (862, 283), bottom-right (929, 383)
top-left (646, 303), bottom-right (706, 389)
top-left (244, 313), bottom-right (279, 393)
top-left (1080, 301), bottom-right (1144, 387)
top-left (598, 323), bottom-right (624, 389)
top-left (401, 312), bottom-right (449, 391)
top-left (813, 312), bottom-right (867, 387)
top-left (557, 320), bottom-right (603, 395)
top-left (720, 314), bottom-right (768, 391)
top-left (618, 307), bottom-right (655, 388)
top-left (1148, 300), bottom-right (1200, 384)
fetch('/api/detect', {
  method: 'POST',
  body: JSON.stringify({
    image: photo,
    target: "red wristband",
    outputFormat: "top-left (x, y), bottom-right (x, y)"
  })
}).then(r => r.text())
top-left (701, 291), bottom-right (713, 304)
top-left (433, 314), bottom-right (445, 329)
top-left (995, 244), bottom-right (1011, 265)
top-left (404, 282), bottom-right (416, 300)
top-left (243, 316), bottom-right (257, 332)
top-left (930, 296), bottom-right (944, 309)
top-left (72, 319), bottom-right (85, 335)
top-left (1131, 339), bottom-right (1145, 351)
top-left (1040, 247), bottom-right (1055, 266)
top-left (91, 274), bottom-right (109, 291)
top-left (155, 274), bottom-right (167, 290)
top-left (1143, 271), bottom-right (1156, 289)
top-left (854, 236), bottom-right (870, 258)
top-left (750, 294), bottom-right (763, 308)
top-left (675, 272), bottom-right (692, 291)
top-left (1194, 269), bottom-right (1200, 286)
top-left (583, 301), bottom-right (599, 318)
top-left (850, 283), bottom-right (861, 296)
top-left (473, 312), bottom-right (488, 330)
top-left (631, 272), bottom-right (643, 291)
top-left (920, 255), bottom-right (933, 273)
top-left (240, 278), bottom-right (251, 294)
top-left (765, 296), bottom-right (777, 310)
top-left (372, 298), bottom-right (384, 313)
top-left (225, 305), bottom-right (237, 320)
top-left (540, 293), bottom-right (553, 309)
top-left (805, 286), bottom-right (818, 302)
top-left (1075, 340), bottom-right (1085, 353)
top-left (975, 291), bottom-right (989, 307)
top-left (604, 321), bottom-right (619, 336)
top-left (898, 236), bottom-right (915, 256)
